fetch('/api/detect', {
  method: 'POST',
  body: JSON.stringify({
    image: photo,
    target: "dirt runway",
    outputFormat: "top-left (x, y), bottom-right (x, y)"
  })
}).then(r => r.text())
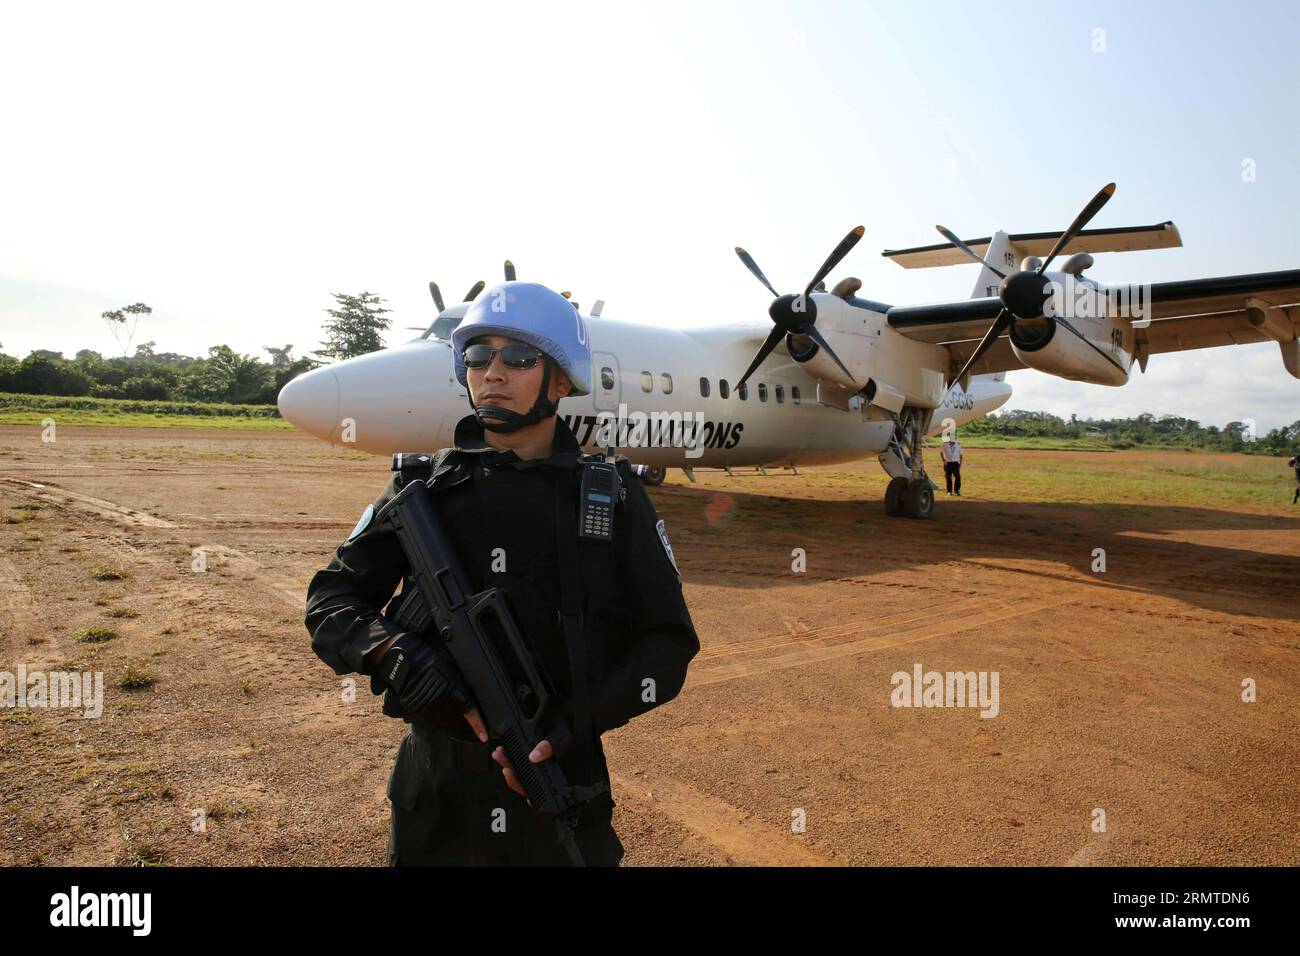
top-left (1, 426), bottom-right (1296, 866)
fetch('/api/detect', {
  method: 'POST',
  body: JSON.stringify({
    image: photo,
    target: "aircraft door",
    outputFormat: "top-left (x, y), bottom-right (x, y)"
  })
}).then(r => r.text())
top-left (591, 351), bottom-right (621, 413)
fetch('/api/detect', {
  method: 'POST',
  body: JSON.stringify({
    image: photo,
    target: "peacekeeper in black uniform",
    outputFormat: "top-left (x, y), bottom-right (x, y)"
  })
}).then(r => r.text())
top-left (304, 280), bottom-right (699, 865)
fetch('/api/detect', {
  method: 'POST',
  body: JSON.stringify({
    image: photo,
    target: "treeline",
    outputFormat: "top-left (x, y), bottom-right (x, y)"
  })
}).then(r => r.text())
top-left (965, 409), bottom-right (1300, 455)
top-left (0, 347), bottom-right (319, 406)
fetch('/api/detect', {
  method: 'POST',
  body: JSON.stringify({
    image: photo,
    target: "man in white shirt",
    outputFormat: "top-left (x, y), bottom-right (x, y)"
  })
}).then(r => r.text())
top-left (940, 437), bottom-right (964, 496)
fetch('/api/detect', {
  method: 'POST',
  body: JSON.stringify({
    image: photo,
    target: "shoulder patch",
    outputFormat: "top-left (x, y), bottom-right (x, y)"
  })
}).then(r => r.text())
top-left (655, 518), bottom-right (679, 576)
top-left (347, 504), bottom-right (375, 542)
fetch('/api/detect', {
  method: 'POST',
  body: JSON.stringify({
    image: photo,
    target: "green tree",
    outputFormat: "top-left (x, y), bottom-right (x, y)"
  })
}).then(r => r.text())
top-left (0, 353), bottom-right (20, 391)
top-left (102, 302), bottom-right (152, 356)
top-left (317, 291), bottom-right (391, 360)
top-left (187, 345), bottom-right (274, 403)
top-left (263, 343), bottom-right (295, 369)
top-left (15, 355), bottom-right (92, 396)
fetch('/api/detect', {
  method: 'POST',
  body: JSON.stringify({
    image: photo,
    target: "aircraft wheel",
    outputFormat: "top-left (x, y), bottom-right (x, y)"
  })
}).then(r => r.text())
top-left (641, 466), bottom-right (666, 486)
top-left (904, 480), bottom-right (934, 520)
top-left (884, 477), bottom-right (909, 517)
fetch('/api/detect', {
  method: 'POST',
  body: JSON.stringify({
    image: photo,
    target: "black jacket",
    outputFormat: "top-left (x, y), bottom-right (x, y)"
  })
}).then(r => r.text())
top-left (304, 413), bottom-right (699, 785)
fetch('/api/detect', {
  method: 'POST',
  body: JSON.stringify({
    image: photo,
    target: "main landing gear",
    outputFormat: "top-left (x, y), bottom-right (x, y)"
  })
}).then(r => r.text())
top-left (879, 407), bottom-right (936, 520)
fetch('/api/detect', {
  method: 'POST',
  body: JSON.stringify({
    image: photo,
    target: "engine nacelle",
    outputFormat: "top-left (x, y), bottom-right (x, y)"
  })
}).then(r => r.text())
top-left (783, 330), bottom-right (864, 390)
top-left (1009, 317), bottom-right (1130, 385)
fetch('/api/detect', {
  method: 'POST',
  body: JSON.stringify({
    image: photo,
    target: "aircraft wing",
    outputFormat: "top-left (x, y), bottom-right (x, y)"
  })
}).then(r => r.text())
top-left (1131, 269), bottom-right (1300, 355)
top-left (885, 269), bottom-right (1300, 375)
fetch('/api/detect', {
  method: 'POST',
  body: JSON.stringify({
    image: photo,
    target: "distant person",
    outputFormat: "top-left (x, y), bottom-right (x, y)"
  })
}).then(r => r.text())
top-left (1290, 455), bottom-right (1300, 504)
top-left (940, 436), bottom-right (964, 496)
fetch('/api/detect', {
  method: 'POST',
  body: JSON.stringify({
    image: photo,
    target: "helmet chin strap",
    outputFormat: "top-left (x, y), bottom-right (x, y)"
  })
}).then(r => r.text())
top-left (470, 358), bottom-right (558, 433)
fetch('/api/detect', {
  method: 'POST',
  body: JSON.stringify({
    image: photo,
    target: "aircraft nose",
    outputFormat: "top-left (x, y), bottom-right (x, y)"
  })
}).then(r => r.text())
top-left (277, 365), bottom-right (341, 441)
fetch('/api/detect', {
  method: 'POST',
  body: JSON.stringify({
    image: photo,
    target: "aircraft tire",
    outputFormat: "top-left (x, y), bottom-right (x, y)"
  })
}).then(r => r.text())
top-left (904, 480), bottom-right (934, 520)
top-left (885, 477), bottom-right (909, 517)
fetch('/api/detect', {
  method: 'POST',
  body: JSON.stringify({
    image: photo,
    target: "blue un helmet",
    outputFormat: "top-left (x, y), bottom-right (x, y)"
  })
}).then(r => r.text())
top-left (451, 281), bottom-right (592, 432)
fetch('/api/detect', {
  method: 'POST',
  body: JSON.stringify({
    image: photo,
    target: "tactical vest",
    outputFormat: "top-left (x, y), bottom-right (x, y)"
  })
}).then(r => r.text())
top-left (386, 446), bottom-right (632, 787)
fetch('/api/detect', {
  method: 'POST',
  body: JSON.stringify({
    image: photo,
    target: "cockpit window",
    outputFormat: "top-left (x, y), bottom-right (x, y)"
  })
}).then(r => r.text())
top-left (427, 314), bottom-right (465, 341)
top-left (420, 305), bottom-right (470, 342)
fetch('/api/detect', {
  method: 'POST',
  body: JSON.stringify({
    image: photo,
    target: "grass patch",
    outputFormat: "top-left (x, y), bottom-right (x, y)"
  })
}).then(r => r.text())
top-left (119, 845), bottom-right (167, 867)
top-left (208, 801), bottom-right (256, 820)
top-left (74, 625), bottom-right (119, 643)
top-left (105, 607), bottom-right (139, 619)
top-left (91, 565), bottom-right (128, 581)
top-left (118, 663), bottom-right (157, 689)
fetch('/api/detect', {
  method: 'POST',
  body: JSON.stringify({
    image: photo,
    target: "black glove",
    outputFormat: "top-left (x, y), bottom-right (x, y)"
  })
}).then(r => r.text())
top-left (372, 633), bottom-right (474, 715)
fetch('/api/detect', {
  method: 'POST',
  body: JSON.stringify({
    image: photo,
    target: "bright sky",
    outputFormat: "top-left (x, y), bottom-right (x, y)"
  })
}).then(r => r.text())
top-left (2, 0), bottom-right (1297, 430)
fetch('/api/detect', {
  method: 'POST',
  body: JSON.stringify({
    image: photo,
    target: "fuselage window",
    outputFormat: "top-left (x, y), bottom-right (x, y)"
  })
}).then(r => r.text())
top-left (601, 367), bottom-right (615, 390)
top-left (791, 386), bottom-right (801, 405)
top-left (758, 383), bottom-right (768, 402)
top-left (640, 371), bottom-right (653, 393)
top-left (737, 382), bottom-right (748, 400)
top-left (775, 384), bottom-right (784, 403)
top-left (660, 373), bottom-right (673, 395)
top-left (699, 377), bottom-right (710, 398)
top-left (719, 379), bottom-right (730, 399)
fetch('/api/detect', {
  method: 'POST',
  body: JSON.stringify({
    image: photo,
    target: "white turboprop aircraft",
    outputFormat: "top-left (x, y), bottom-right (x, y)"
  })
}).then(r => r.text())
top-left (278, 184), bottom-right (1299, 519)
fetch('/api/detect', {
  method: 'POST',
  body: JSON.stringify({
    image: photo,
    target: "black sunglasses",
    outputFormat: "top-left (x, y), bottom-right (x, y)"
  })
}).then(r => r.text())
top-left (462, 342), bottom-right (544, 370)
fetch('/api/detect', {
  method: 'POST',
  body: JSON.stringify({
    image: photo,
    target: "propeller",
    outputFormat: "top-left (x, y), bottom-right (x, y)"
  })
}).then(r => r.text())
top-left (504, 260), bottom-right (516, 281)
top-left (934, 226), bottom-right (1007, 280)
top-left (733, 225), bottom-right (865, 389)
top-left (943, 182), bottom-right (1116, 385)
top-left (463, 280), bottom-right (485, 302)
top-left (428, 281), bottom-right (445, 313)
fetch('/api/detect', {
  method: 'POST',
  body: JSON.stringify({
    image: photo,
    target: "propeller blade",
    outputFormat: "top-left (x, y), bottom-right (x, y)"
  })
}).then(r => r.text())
top-left (504, 260), bottom-right (516, 281)
top-left (428, 281), bottom-right (445, 313)
top-left (802, 324), bottom-right (855, 383)
top-left (735, 247), bottom-right (780, 299)
top-left (805, 225), bottom-right (865, 298)
top-left (463, 280), bottom-right (485, 302)
top-left (736, 326), bottom-right (786, 390)
top-left (935, 225), bottom-right (1007, 280)
top-left (1038, 182), bottom-right (1116, 273)
top-left (560, 290), bottom-right (572, 299)
top-left (951, 308), bottom-right (1012, 385)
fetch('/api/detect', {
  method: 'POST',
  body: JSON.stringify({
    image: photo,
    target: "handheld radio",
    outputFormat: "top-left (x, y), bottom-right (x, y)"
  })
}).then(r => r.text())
top-left (578, 443), bottom-right (621, 541)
